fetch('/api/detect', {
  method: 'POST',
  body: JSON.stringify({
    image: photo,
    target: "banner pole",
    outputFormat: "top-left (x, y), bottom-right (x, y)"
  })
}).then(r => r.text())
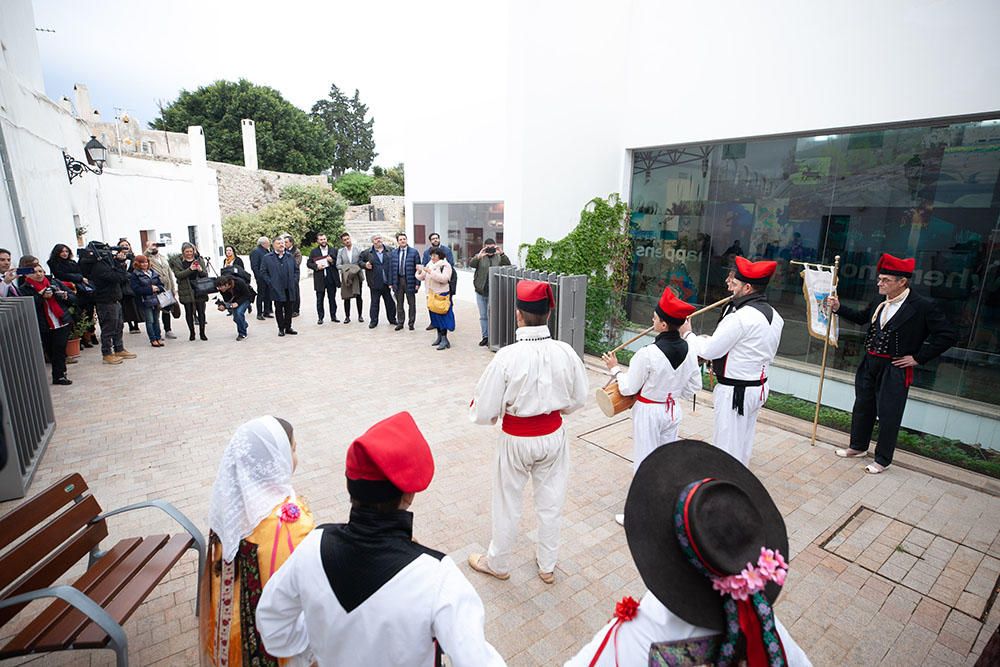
top-left (811, 255), bottom-right (840, 445)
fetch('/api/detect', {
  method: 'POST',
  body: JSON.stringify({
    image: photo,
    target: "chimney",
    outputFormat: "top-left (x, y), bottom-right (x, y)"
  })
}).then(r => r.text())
top-left (188, 126), bottom-right (207, 170)
top-left (241, 119), bottom-right (258, 170)
top-left (73, 83), bottom-right (93, 118)
top-left (59, 97), bottom-right (74, 113)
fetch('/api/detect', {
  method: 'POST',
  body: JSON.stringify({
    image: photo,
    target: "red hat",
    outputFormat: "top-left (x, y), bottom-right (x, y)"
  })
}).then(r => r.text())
top-left (733, 256), bottom-right (777, 286)
top-left (655, 287), bottom-right (696, 324)
top-left (877, 253), bottom-right (915, 278)
top-left (516, 280), bottom-right (555, 315)
top-left (345, 412), bottom-right (434, 502)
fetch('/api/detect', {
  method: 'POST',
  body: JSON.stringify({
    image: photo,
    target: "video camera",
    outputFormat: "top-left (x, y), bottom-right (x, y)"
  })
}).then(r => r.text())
top-left (78, 241), bottom-right (127, 263)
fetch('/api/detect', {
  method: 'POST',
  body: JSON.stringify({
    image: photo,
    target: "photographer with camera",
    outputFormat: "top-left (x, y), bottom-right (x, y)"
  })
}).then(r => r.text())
top-left (170, 242), bottom-right (210, 341)
top-left (469, 238), bottom-right (510, 347)
top-left (86, 242), bottom-right (137, 365)
top-left (215, 274), bottom-right (255, 341)
top-left (16, 256), bottom-right (75, 385)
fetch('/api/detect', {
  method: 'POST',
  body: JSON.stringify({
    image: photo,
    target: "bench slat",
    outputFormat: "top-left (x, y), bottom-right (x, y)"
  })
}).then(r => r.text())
top-left (0, 521), bottom-right (109, 628)
top-left (0, 496), bottom-right (103, 594)
top-left (73, 533), bottom-right (194, 647)
top-left (0, 474), bottom-right (89, 551)
top-left (1, 537), bottom-right (142, 655)
top-left (30, 535), bottom-right (169, 651)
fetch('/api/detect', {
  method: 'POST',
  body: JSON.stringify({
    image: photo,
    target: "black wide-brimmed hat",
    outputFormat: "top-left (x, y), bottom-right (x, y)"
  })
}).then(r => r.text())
top-left (623, 440), bottom-right (788, 631)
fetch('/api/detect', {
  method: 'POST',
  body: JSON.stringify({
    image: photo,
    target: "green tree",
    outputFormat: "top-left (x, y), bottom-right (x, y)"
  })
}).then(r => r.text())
top-left (151, 79), bottom-right (334, 174)
top-left (333, 172), bottom-right (375, 205)
top-left (222, 200), bottom-right (310, 254)
top-left (311, 84), bottom-right (377, 175)
top-left (279, 184), bottom-right (348, 240)
top-left (370, 163), bottom-right (404, 196)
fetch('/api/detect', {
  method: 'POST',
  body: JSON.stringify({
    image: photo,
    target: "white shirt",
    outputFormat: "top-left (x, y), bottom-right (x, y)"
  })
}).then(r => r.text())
top-left (256, 530), bottom-right (505, 667)
top-left (696, 301), bottom-right (784, 381)
top-left (0, 281), bottom-right (19, 297)
top-left (470, 325), bottom-right (589, 424)
top-left (877, 288), bottom-right (910, 327)
top-left (610, 334), bottom-right (701, 403)
top-left (565, 591), bottom-right (812, 667)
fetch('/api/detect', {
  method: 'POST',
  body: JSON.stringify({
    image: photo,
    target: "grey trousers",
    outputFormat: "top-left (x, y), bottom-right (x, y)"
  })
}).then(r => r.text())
top-left (95, 302), bottom-right (124, 355)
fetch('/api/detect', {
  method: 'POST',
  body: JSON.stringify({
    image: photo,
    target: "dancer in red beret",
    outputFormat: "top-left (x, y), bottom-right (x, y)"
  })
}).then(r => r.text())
top-left (602, 286), bottom-right (702, 525)
top-left (468, 280), bottom-right (589, 584)
top-left (826, 253), bottom-right (955, 474)
top-left (681, 256), bottom-right (784, 466)
top-left (256, 412), bottom-right (504, 666)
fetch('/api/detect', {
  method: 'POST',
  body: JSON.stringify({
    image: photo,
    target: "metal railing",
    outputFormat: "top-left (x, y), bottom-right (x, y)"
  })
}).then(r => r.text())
top-left (0, 297), bottom-right (55, 501)
top-left (487, 266), bottom-right (588, 357)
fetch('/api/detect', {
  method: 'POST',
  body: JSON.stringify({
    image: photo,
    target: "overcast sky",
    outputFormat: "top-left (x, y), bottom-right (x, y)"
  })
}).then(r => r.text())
top-left (32, 0), bottom-right (482, 168)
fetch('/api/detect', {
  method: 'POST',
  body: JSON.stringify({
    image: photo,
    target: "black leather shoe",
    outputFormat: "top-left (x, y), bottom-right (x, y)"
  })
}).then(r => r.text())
top-left (53, 377), bottom-right (73, 386)
top-left (257, 315), bottom-right (266, 321)
top-left (344, 317), bottom-right (351, 324)
top-left (368, 322), bottom-right (377, 329)
top-left (265, 313), bottom-right (275, 318)
top-left (394, 324), bottom-right (404, 331)
top-left (408, 323), bottom-right (415, 330)
top-left (358, 316), bottom-right (364, 323)
top-left (331, 317), bottom-right (341, 323)
top-left (278, 330), bottom-right (285, 337)
top-left (426, 324), bottom-right (435, 330)
top-left (285, 329), bottom-right (298, 335)
top-left (318, 318), bottom-right (324, 325)
top-left (479, 337), bottom-right (489, 346)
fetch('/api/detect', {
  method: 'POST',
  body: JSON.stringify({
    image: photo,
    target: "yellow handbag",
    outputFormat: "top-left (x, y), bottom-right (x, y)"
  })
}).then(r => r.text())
top-left (427, 291), bottom-right (451, 315)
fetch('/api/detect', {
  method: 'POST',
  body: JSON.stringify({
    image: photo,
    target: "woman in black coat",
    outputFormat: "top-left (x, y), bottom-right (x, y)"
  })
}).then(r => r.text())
top-left (48, 243), bottom-right (97, 347)
top-left (117, 238), bottom-right (141, 334)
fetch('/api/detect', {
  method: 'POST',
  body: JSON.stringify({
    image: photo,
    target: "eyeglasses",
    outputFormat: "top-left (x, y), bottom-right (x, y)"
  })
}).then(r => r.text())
top-left (876, 277), bottom-right (899, 284)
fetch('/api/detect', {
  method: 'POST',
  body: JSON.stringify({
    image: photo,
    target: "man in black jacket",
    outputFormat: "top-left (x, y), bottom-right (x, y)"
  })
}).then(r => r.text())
top-left (87, 246), bottom-right (137, 365)
top-left (827, 253), bottom-right (956, 474)
top-left (358, 234), bottom-right (397, 328)
top-left (250, 236), bottom-right (273, 320)
top-left (306, 233), bottom-right (340, 325)
top-left (215, 275), bottom-right (256, 341)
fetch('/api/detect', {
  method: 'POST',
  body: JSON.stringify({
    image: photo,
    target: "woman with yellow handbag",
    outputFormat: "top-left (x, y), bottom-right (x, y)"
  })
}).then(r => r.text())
top-left (416, 247), bottom-right (455, 350)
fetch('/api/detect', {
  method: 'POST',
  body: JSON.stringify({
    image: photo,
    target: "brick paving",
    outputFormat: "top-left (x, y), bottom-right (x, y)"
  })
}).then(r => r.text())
top-left (1, 298), bottom-right (997, 666)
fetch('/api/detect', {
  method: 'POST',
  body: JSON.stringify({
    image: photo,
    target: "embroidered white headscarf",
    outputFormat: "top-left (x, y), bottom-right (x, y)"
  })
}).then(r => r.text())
top-left (208, 416), bottom-right (296, 562)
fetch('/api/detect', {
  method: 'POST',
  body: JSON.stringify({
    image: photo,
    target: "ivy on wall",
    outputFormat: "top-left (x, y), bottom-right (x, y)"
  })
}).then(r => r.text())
top-left (521, 194), bottom-right (633, 355)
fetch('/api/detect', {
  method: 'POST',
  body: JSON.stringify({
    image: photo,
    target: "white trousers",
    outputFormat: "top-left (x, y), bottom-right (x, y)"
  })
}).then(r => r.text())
top-left (712, 383), bottom-right (769, 467)
top-left (630, 400), bottom-right (682, 472)
top-left (487, 427), bottom-right (570, 574)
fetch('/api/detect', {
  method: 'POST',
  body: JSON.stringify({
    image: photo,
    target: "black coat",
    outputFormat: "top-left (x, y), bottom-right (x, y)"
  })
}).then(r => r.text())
top-left (89, 258), bottom-right (129, 304)
top-left (838, 290), bottom-right (957, 364)
top-left (48, 257), bottom-right (85, 285)
top-left (250, 245), bottom-right (269, 278)
top-left (358, 246), bottom-right (393, 290)
top-left (261, 251), bottom-right (299, 301)
top-left (307, 246), bottom-right (341, 291)
top-left (218, 275), bottom-right (255, 305)
top-left (16, 276), bottom-right (75, 332)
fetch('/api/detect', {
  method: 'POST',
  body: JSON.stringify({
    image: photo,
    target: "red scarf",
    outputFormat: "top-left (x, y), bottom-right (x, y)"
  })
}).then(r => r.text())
top-left (25, 275), bottom-right (66, 329)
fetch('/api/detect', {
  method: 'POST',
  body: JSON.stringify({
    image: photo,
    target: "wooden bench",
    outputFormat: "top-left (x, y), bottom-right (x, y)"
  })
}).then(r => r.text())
top-left (0, 473), bottom-right (205, 666)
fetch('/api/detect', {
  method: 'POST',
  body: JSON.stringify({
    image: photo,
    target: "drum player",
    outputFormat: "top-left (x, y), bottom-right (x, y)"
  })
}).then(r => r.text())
top-left (602, 286), bottom-right (702, 526)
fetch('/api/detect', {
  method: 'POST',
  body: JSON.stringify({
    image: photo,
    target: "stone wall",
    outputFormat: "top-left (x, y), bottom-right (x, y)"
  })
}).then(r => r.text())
top-left (210, 161), bottom-right (328, 219)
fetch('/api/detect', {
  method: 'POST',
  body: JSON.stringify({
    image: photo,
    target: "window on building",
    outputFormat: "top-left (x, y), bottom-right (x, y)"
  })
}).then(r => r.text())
top-left (188, 225), bottom-right (198, 247)
top-left (412, 202), bottom-right (504, 267)
top-left (627, 115), bottom-right (1000, 407)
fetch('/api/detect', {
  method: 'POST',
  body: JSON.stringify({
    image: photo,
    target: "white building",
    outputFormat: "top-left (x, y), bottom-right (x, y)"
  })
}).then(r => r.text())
top-left (406, 0), bottom-right (1000, 449)
top-left (0, 0), bottom-right (222, 261)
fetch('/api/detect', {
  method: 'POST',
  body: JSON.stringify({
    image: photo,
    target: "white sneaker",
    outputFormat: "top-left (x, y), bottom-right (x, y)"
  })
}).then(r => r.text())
top-left (615, 513), bottom-right (625, 526)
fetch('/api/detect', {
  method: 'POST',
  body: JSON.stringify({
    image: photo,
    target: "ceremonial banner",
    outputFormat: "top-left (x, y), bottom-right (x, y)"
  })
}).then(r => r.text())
top-left (800, 264), bottom-right (838, 347)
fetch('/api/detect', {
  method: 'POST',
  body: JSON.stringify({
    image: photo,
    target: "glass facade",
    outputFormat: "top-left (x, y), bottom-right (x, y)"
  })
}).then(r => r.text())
top-left (412, 202), bottom-right (504, 267)
top-left (627, 115), bottom-right (1000, 407)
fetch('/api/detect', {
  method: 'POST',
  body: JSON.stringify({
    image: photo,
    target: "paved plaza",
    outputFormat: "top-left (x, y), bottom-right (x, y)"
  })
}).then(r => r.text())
top-left (1, 298), bottom-right (998, 666)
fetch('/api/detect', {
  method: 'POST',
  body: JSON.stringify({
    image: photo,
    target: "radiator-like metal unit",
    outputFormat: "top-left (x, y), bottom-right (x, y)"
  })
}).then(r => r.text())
top-left (487, 266), bottom-right (588, 357)
top-left (0, 297), bottom-right (55, 501)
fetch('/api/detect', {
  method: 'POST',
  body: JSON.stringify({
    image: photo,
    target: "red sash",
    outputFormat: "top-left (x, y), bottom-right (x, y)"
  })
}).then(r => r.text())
top-left (637, 393), bottom-right (676, 420)
top-left (502, 412), bottom-right (562, 437)
top-left (866, 351), bottom-right (913, 388)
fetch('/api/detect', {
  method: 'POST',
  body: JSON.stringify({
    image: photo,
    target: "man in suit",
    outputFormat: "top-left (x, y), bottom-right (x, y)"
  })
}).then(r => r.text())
top-left (249, 236), bottom-right (273, 320)
top-left (261, 237), bottom-right (299, 337)
top-left (282, 234), bottom-right (303, 318)
top-left (388, 232), bottom-right (420, 331)
top-left (359, 234), bottom-right (397, 328)
top-left (827, 253), bottom-right (956, 474)
top-left (337, 231), bottom-right (365, 324)
top-left (306, 233), bottom-right (340, 325)
top-left (0, 248), bottom-right (20, 297)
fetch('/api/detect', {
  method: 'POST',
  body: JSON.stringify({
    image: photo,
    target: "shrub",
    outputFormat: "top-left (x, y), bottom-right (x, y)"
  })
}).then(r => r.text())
top-left (223, 201), bottom-right (310, 254)
top-left (370, 174), bottom-right (403, 197)
top-left (279, 184), bottom-right (348, 242)
top-left (333, 172), bottom-right (374, 205)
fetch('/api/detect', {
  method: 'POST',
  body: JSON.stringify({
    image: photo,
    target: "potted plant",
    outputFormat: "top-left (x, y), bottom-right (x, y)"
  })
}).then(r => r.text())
top-left (66, 312), bottom-right (93, 358)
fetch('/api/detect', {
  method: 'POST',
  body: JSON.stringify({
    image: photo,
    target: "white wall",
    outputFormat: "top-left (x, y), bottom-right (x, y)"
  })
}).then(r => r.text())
top-left (621, 0), bottom-right (1000, 149)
